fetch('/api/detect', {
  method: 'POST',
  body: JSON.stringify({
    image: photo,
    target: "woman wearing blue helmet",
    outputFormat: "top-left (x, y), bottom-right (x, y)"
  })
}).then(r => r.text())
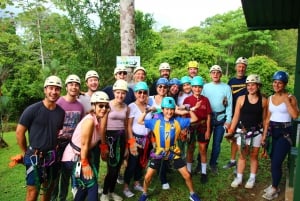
top-left (262, 71), bottom-right (299, 200)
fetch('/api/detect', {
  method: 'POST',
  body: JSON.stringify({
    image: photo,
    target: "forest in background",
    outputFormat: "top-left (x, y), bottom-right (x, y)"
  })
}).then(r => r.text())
top-left (0, 0), bottom-right (298, 120)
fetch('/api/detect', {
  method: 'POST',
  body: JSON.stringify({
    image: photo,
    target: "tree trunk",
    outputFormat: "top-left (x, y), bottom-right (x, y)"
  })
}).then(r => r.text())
top-left (120, 0), bottom-right (136, 83)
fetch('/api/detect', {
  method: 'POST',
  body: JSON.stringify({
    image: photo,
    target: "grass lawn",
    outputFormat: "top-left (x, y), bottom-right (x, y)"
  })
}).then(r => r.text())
top-left (0, 132), bottom-right (287, 201)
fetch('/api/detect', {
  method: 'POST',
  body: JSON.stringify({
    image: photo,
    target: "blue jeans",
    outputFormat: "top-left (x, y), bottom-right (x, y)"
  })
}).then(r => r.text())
top-left (209, 124), bottom-right (225, 167)
top-left (270, 126), bottom-right (292, 188)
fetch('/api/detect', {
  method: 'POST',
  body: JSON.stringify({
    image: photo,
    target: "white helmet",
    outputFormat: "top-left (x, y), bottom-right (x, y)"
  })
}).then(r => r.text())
top-left (209, 65), bottom-right (222, 73)
top-left (44, 75), bottom-right (62, 88)
top-left (85, 70), bottom-right (99, 81)
top-left (113, 79), bottom-right (128, 92)
top-left (114, 65), bottom-right (127, 75)
top-left (235, 57), bottom-right (248, 65)
top-left (90, 91), bottom-right (110, 103)
top-left (65, 74), bottom-right (81, 85)
top-left (246, 74), bottom-right (261, 84)
top-left (133, 66), bottom-right (146, 74)
top-left (159, 62), bottom-right (171, 71)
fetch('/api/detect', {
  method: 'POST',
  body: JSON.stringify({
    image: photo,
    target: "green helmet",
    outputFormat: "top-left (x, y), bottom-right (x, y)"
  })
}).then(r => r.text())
top-left (191, 76), bottom-right (204, 86)
top-left (161, 97), bottom-right (176, 109)
top-left (134, 81), bottom-right (148, 92)
top-left (180, 76), bottom-right (191, 85)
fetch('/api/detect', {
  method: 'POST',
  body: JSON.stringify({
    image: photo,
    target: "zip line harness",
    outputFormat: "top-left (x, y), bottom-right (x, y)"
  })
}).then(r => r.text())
top-left (70, 141), bottom-right (97, 189)
top-left (26, 148), bottom-right (56, 192)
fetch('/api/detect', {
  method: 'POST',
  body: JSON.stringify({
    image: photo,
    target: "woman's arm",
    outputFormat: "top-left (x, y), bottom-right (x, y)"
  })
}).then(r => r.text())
top-left (286, 95), bottom-right (299, 119)
top-left (262, 97), bottom-right (270, 141)
top-left (137, 111), bottom-right (148, 125)
top-left (228, 95), bottom-right (243, 133)
top-left (80, 118), bottom-right (94, 160)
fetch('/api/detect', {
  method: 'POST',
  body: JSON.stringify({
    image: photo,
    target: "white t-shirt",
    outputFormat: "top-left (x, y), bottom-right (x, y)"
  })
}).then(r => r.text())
top-left (128, 102), bottom-right (152, 136)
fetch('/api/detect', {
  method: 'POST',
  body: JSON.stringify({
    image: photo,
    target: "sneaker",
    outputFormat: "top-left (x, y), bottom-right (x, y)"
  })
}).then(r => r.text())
top-left (264, 185), bottom-right (280, 194)
top-left (117, 175), bottom-right (124, 184)
top-left (245, 178), bottom-right (255, 189)
top-left (109, 192), bottom-right (123, 201)
top-left (262, 188), bottom-right (279, 200)
top-left (231, 177), bottom-right (242, 188)
top-left (162, 183), bottom-right (170, 190)
top-left (189, 193), bottom-right (202, 201)
top-left (138, 193), bottom-right (148, 201)
top-left (200, 174), bottom-right (208, 184)
top-left (100, 194), bottom-right (109, 201)
top-left (98, 186), bottom-right (103, 194)
top-left (223, 161), bottom-right (237, 169)
top-left (133, 184), bottom-right (144, 192)
top-left (123, 189), bottom-right (134, 198)
top-left (71, 187), bottom-right (78, 198)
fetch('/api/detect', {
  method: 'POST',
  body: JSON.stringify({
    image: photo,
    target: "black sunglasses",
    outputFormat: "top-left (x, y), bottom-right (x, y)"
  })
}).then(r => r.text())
top-left (117, 71), bottom-right (127, 75)
top-left (137, 90), bottom-right (148, 95)
top-left (97, 104), bottom-right (110, 109)
top-left (157, 85), bottom-right (167, 89)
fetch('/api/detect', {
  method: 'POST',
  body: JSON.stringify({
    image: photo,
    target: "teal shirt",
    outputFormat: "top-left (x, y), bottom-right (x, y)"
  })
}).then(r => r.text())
top-left (202, 82), bottom-right (232, 123)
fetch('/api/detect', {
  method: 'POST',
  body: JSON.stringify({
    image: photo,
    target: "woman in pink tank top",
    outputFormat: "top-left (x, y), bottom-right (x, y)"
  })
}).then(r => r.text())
top-left (61, 91), bottom-right (110, 201)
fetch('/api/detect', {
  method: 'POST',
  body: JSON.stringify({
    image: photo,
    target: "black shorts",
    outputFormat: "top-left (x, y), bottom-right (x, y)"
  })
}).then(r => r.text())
top-left (148, 158), bottom-right (186, 170)
top-left (196, 132), bottom-right (209, 144)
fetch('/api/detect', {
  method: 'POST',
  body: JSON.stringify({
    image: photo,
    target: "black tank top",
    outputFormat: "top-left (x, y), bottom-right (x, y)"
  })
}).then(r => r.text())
top-left (239, 95), bottom-right (262, 129)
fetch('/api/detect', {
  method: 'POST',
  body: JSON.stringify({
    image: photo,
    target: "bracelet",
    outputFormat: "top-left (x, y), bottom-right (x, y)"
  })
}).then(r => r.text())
top-left (81, 158), bottom-right (89, 166)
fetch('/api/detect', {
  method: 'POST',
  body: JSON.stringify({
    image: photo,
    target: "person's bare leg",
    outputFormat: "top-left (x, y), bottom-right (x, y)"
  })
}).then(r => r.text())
top-left (26, 185), bottom-right (39, 201)
top-left (142, 167), bottom-right (156, 194)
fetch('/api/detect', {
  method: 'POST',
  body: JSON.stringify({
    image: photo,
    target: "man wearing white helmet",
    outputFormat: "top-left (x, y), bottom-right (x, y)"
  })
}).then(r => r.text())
top-left (79, 70), bottom-right (100, 113)
top-left (51, 74), bottom-right (85, 201)
top-left (128, 66), bottom-right (147, 90)
top-left (202, 65), bottom-right (232, 174)
top-left (223, 57), bottom-right (248, 170)
top-left (149, 62), bottom-right (171, 96)
top-left (16, 75), bottom-right (65, 201)
top-left (102, 66), bottom-right (135, 105)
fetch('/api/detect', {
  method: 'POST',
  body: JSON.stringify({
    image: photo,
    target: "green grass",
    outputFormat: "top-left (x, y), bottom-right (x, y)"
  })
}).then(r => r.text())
top-left (1, 132), bottom-right (287, 201)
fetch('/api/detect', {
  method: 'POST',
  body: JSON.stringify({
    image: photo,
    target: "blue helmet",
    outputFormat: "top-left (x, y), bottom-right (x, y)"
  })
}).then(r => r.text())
top-left (134, 81), bottom-right (149, 92)
top-left (161, 97), bottom-right (176, 109)
top-left (156, 77), bottom-right (169, 86)
top-left (273, 71), bottom-right (288, 83)
top-left (180, 76), bottom-right (191, 85)
top-left (169, 78), bottom-right (181, 86)
top-left (191, 76), bottom-right (204, 86)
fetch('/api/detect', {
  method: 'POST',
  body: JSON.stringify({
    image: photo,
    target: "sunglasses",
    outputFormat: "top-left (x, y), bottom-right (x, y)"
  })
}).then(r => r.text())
top-left (117, 71), bottom-right (127, 75)
top-left (97, 104), bottom-right (110, 109)
top-left (137, 90), bottom-right (148, 95)
top-left (157, 85), bottom-right (168, 89)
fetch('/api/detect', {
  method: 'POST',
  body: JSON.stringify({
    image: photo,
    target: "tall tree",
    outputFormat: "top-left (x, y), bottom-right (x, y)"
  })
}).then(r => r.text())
top-left (120, 0), bottom-right (135, 82)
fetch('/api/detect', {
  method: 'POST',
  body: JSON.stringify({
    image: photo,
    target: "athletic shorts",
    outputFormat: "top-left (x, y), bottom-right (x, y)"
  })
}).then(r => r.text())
top-left (237, 134), bottom-right (262, 148)
top-left (196, 132), bottom-right (209, 144)
top-left (24, 154), bottom-right (58, 186)
top-left (148, 158), bottom-right (185, 170)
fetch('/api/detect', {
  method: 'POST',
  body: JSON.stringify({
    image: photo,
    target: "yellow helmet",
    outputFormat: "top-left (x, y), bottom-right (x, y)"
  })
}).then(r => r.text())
top-left (187, 61), bottom-right (199, 69)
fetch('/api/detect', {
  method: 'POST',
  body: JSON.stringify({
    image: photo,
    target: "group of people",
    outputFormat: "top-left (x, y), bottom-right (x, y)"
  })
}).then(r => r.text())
top-left (14, 57), bottom-right (299, 201)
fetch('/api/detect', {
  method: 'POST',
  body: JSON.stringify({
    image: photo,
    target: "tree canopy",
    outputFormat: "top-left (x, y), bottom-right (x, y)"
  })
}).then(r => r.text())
top-left (0, 1), bottom-right (297, 120)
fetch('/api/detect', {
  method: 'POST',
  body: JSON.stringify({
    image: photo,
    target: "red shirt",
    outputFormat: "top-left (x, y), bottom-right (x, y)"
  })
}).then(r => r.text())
top-left (183, 95), bottom-right (212, 124)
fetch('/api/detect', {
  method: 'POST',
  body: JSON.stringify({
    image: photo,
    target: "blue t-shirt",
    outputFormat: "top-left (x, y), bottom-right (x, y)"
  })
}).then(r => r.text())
top-left (19, 101), bottom-right (65, 151)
